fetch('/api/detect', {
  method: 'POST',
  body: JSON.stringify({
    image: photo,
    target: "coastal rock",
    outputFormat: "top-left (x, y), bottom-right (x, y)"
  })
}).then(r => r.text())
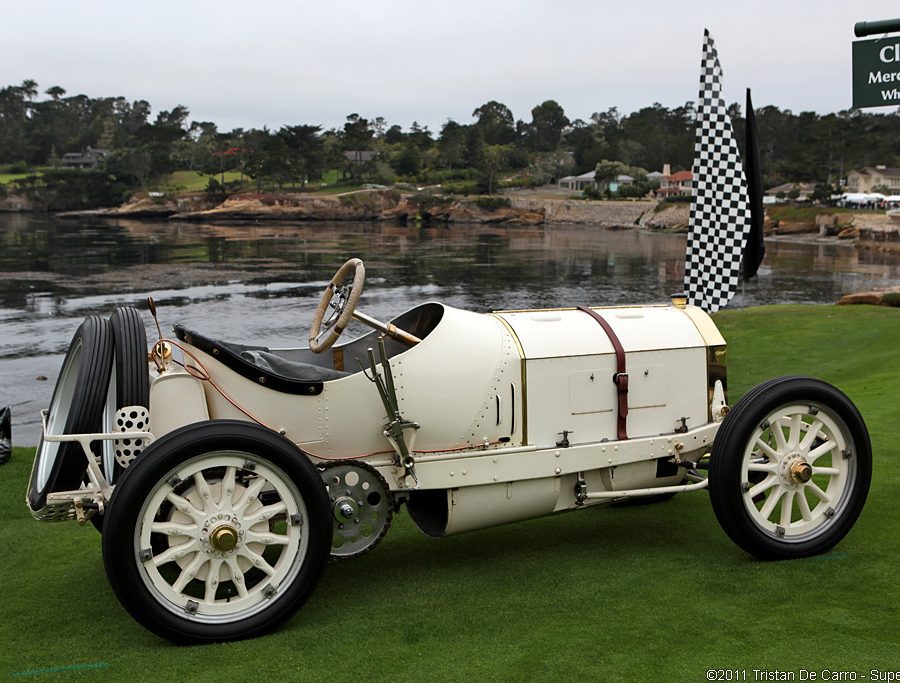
top-left (856, 216), bottom-right (900, 253)
top-left (639, 202), bottom-right (689, 231)
top-left (112, 192), bottom-right (216, 217)
top-left (171, 190), bottom-right (545, 225)
top-left (817, 213), bottom-right (843, 236)
top-left (837, 288), bottom-right (900, 307)
top-left (0, 193), bottom-right (33, 212)
top-left (509, 198), bottom-right (653, 227)
top-left (411, 200), bottom-right (544, 225)
top-left (173, 189), bottom-right (402, 221)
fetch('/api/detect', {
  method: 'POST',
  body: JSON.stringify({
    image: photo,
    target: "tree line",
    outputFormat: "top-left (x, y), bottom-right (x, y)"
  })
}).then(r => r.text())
top-left (1, 79), bottom-right (898, 200)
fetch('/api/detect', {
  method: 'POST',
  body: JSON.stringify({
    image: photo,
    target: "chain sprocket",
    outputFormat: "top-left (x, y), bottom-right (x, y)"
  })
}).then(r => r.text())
top-left (317, 460), bottom-right (394, 561)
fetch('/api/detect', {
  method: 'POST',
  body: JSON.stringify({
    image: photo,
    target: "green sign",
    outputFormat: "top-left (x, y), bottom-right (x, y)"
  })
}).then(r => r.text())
top-left (852, 38), bottom-right (900, 107)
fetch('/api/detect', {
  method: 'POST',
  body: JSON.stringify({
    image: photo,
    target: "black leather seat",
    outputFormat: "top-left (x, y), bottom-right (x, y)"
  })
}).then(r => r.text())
top-left (173, 324), bottom-right (349, 396)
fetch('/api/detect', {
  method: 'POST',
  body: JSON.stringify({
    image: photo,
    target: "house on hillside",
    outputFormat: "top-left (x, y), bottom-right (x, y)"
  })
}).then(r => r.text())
top-left (657, 170), bottom-right (693, 197)
top-left (558, 171), bottom-right (597, 191)
top-left (59, 147), bottom-right (109, 169)
top-left (558, 172), bottom-right (638, 192)
top-left (846, 166), bottom-right (900, 193)
top-left (764, 182), bottom-right (816, 202)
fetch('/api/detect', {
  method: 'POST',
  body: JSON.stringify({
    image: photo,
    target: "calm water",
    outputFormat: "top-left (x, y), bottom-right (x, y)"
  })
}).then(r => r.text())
top-left (3, 213), bottom-right (900, 444)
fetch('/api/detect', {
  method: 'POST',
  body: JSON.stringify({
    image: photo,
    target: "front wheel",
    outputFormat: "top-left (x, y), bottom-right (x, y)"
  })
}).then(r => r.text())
top-left (708, 377), bottom-right (871, 560)
top-left (102, 420), bottom-right (332, 644)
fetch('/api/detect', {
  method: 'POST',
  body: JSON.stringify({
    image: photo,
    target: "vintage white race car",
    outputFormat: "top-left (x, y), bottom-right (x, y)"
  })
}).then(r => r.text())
top-left (26, 258), bottom-right (872, 644)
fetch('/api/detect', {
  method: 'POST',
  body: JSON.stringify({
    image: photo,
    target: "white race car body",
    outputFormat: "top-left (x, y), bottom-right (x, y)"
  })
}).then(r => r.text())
top-left (154, 300), bottom-right (726, 536)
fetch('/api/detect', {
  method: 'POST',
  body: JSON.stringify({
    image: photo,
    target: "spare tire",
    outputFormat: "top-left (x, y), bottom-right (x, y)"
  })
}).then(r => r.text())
top-left (27, 316), bottom-right (113, 511)
top-left (101, 306), bottom-right (150, 485)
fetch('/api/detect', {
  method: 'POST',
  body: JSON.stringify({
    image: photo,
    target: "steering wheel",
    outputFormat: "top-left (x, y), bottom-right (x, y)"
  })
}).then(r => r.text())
top-left (309, 258), bottom-right (366, 353)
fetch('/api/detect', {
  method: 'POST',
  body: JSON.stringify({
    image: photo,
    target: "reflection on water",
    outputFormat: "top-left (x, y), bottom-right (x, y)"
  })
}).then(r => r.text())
top-left (2, 213), bottom-right (900, 444)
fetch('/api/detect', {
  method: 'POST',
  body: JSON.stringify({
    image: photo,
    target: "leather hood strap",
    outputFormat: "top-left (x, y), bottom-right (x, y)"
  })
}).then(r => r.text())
top-left (577, 306), bottom-right (628, 440)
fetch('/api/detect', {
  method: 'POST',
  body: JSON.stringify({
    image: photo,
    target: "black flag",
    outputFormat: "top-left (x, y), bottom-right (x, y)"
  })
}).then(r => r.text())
top-left (743, 88), bottom-right (765, 280)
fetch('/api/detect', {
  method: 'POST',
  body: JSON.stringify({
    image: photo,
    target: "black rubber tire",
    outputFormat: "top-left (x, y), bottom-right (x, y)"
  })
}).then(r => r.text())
top-left (708, 376), bottom-right (871, 560)
top-left (88, 306), bottom-right (150, 532)
top-left (103, 306), bottom-right (150, 485)
top-left (102, 420), bottom-right (332, 644)
top-left (27, 316), bottom-right (113, 511)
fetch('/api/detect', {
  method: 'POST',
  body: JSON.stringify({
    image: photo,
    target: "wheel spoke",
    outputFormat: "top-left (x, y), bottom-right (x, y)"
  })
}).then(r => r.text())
top-left (204, 559), bottom-right (224, 603)
top-left (759, 486), bottom-right (785, 520)
top-left (772, 417), bottom-right (789, 452)
top-left (193, 471), bottom-right (214, 512)
top-left (172, 554), bottom-right (207, 594)
top-left (238, 547), bottom-right (276, 576)
top-left (754, 438), bottom-right (780, 461)
top-left (243, 501), bottom-right (287, 527)
top-left (780, 490), bottom-right (795, 528)
top-left (796, 490), bottom-right (813, 522)
top-left (808, 440), bottom-right (837, 464)
top-left (225, 557), bottom-right (249, 598)
top-left (787, 414), bottom-right (803, 449)
top-left (747, 474), bottom-right (778, 500)
top-left (747, 461), bottom-right (777, 473)
top-left (151, 521), bottom-right (197, 537)
top-left (812, 466), bottom-right (840, 477)
top-left (233, 476), bottom-right (267, 516)
top-left (152, 539), bottom-right (200, 567)
top-left (807, 480), bottom-right (831, 504)
top-left (165, 491), bottom-right (206, 523)
top-left (799, 419), bottom-right (824, 451)
top-left (219, 466), bottom-right (237, 511)
top-left (245, 530), bottom-right (290, 546)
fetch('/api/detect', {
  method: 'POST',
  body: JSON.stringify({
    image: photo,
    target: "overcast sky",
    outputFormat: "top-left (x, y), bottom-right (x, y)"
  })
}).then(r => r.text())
top-left (2, 1), bottom-right (898, 133)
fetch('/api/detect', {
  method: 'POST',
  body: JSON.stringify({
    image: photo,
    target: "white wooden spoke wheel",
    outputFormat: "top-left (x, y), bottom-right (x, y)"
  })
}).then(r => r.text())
top-left (139, 453), bottom-right (307, 620)
top-left (709, 377), bottom-right (871, 560)
top-left (102, 421), bottom-right (331, 644)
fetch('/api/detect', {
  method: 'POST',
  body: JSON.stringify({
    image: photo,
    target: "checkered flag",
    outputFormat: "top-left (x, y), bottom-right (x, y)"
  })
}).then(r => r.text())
top-left (684, 29), bottom-right (751, 313)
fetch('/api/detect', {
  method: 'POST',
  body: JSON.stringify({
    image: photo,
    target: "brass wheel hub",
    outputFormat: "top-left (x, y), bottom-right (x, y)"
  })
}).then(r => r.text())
top-left (779, 453), bottom-right (812, 489)
top-left (790, 461), bottom-right (813, 484)
top-left (200, 513), bottom-right (244, 556)
top-left (210, 525), bottom-right (239, 552)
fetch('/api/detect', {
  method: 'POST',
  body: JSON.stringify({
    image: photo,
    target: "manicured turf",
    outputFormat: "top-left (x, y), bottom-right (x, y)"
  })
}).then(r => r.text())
top-left (0, 172), bottom-right (37, 185)
top-left (161, 170), bottom-right (245, 192)
top-left (1, 305), bottom-right (898, 681)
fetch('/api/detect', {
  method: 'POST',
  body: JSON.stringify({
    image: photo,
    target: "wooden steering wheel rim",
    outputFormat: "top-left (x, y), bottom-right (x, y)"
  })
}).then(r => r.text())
top-left (308, 258), bottom-right (365, 353)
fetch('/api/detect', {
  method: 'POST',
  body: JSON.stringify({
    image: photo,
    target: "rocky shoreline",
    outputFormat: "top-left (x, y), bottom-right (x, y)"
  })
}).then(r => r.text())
top-left (49, 189), bottom-right (672, 228)
top-left (55, 189), bottom-right (548, 225)
top-left (10, 187), bottom-right (900, 253)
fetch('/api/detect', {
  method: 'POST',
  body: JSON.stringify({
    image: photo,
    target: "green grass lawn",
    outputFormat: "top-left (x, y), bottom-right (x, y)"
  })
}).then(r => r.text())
top-left (0, 172), bottom-right (35, 185)
top-left (160, 170), bottom-right (245, 192)
top-left (1, 304), bottom-right (898, 680)
top-left (766, 204), bottom-right (858, 224)
top-left (158, 169), bottom-right (358, 195)
top-left (0, 167), bottom-right (52, 185)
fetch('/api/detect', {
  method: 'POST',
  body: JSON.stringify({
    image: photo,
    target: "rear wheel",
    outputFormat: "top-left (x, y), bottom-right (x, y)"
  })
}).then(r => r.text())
top-left (102, 420), bottom-right (332, 644)
top-left (709, 377), bottom-right (871, 560)
top-left (27, 317), bottom-right (113, 511)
